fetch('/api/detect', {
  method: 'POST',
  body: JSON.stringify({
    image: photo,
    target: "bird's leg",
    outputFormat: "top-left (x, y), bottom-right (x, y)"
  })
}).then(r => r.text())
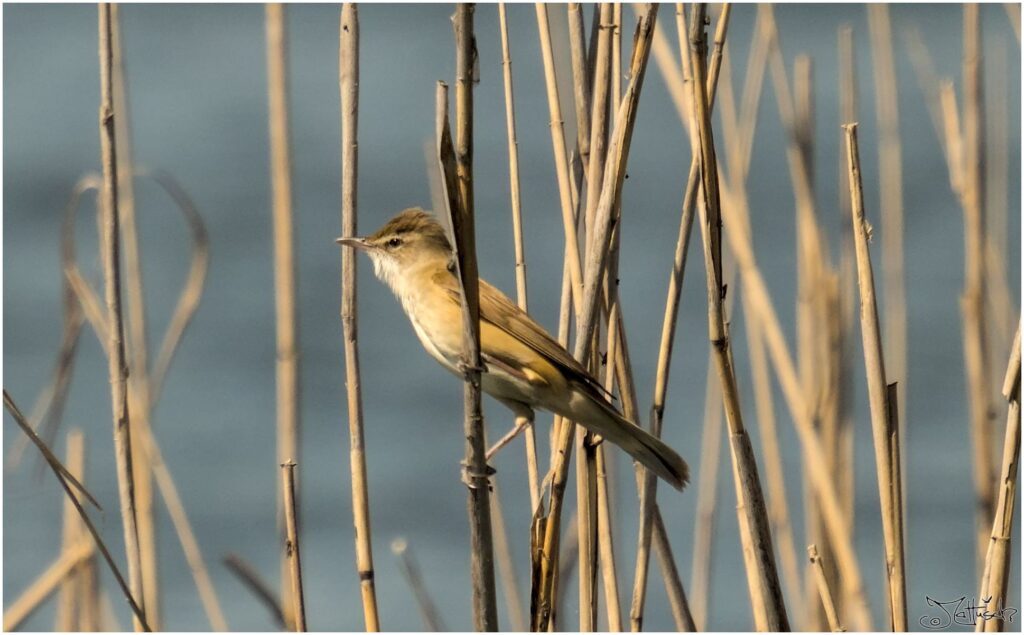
top-left (485, 400), bottom-right (536, 460)
top-left (486, 416), bottom-right (530, 460)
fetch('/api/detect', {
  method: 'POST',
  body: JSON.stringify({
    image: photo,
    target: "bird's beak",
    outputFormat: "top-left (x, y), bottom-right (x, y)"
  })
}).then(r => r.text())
top-left (336, 236), bottom-right (371, 251)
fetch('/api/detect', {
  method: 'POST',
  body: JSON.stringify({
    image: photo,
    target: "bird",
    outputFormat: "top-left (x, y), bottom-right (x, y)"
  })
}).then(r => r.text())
top-left (337, 207), bottom-right (688, 490)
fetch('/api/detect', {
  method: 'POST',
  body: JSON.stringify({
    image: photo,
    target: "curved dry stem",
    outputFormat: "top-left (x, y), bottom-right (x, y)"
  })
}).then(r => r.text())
top-left (6, 175), bottom-right (100, 470)
top-left (223, 554), bottom-right (287, 629)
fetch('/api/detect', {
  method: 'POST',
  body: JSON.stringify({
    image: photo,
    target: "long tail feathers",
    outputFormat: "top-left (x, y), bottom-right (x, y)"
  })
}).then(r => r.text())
top-left (565, 387), bottom-right (689, 491)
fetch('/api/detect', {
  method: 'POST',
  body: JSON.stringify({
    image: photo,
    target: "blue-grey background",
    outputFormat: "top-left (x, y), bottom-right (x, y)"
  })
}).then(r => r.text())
top-left (4, 3), bottom-right (1021, 632)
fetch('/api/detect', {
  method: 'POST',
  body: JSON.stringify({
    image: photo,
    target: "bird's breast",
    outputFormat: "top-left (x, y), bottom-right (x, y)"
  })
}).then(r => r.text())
top-left (399, 284), bottom-right (464, 374)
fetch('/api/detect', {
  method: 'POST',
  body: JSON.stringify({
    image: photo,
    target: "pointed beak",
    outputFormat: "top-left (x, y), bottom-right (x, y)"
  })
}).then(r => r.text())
top-left (336, 236), bottom-right (371, 251)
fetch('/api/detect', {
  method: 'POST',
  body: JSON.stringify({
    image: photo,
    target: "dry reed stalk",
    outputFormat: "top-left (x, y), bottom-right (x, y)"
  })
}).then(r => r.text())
top-left (761, 29), bottom-right (839, 610)
top-left (77, 545), bottom-right (100, 631)
top-left (715, 38), bottom-right (803, 621)
top-left (976, 325), bottom-right (1021, 632)
top-left (648, 508), bottom-right (696, 632)
top-left (984, 44), bottom-right (1018, 361)
top-left (108, 8), bottom-right (159, 624)
top-left (3, 539), bottom-right (94, 631)
top-left (585, 3), bottom-right (613, 232)
top-left (589, 18), bottom-right (622, 625)
top-left (792, 52), bottom-right (830, 633)
top-left (689, 4), bottom-right (789, 629)
top-left (280, 461), bottom-right (306, 631)
top-left (4, 391), bottom-right (150, 630)
top-left (688, 350), bottom-right (723, 631)
top-left (594, 443), bottom-right (622, 631)
top-left (56, 429), bottom-right (86, 631)
top-left (960, 4), bottom-right (995, 574)
top-left (566, 6), bottom-right (600, 629)
top-left (568, 3), bottom-right (592, 169)
top-left (536, 3), bottom-right (585, 313)
top-left (711, 12), bottom-right (871, 630)
top-left (497, 3), bottom-right (541, 512)
top-left (223, 554), bottom-right (287, 629)
top-left (600, 271), bottom-right (693, 632)
top-left (719, 166), bottom-right (875, 631)
top-left (630, 7), bottom-right (730, 629)
top-left (266, 5), bottom-right (302, 610)
top-left (808, 545), bottom-right (846, 632)
top-left (390, 538), bottom-right (447, 631)
top-left (339, 5), bottom-right (381, 630)
top-left (489, 482), bottom-right (527, 631)
top-left (868, 3), bottom-right (909, 508)
top-left (533, 8), bottom-right (659, 631)
top-left (611, 4), bottom-right (621, 103)
top-left (98, 6), bottom-right (145, 629)
top-left (904, 27), bottom-right (953, 169)
top-left (574, 424), bottom-right (599, 631)
top-left (139, 417), bottom-right (229, 629)
top-left (443, 11), bottom-right (500, 625)
top-left (843, 123), bottom-right (907, 631)
top-left (743, 302), bottom-right (802, 611)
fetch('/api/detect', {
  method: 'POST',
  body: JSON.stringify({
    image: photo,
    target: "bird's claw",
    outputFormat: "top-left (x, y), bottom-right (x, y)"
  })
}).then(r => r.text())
top-left (460, 460), bottom-right (496, 489)
top-left (456, 360), bottom-right (487, 378)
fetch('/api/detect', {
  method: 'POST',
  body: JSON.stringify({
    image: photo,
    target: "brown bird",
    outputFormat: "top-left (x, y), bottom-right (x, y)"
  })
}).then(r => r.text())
top-left (338, 208), bottom-right (688, 490)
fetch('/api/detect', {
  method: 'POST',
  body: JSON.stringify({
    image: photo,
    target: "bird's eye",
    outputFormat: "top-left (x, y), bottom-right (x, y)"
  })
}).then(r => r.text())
top-left (387, 237), bottom-right (403, 248)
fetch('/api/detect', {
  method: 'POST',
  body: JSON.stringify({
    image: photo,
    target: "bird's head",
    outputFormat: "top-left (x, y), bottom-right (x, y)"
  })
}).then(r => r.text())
top-left (336, 207), bottom-right (453, 288)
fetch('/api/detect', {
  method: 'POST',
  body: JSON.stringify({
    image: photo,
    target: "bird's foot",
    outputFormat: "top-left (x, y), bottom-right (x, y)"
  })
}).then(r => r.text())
top-left (456, 359), bottom-right (487, 379)
top-left (460, 460), bottom-right (496, 489)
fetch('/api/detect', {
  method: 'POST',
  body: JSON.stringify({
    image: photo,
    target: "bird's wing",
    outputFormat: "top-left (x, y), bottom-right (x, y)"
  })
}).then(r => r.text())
top-left (432, 268), bottom-right (612, 399)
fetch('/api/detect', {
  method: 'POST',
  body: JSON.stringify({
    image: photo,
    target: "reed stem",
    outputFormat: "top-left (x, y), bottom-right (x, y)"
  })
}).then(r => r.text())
top-left (808, 545), bottom-right (846, 632)
top-left (339, 5), bottom-right (381, 630)
top-left (976, 325), bottom-right (1021, 632)
top-left (281, 461), bottom-right (306, 631)
top-left (843, 122), bottom-right (907, 631)
top-left (496, 5), bottom-right (541, 512)
top-left (690, 4), bottom-right (789, 629)
top-left (98, 6), bottom-right (146, 629)
top-left (391, 538), bottom-right (447, 631)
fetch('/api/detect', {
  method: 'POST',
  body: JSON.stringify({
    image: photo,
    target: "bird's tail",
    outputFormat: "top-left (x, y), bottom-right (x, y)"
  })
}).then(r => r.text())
top-left (563, 385), bottom-right (689, 490)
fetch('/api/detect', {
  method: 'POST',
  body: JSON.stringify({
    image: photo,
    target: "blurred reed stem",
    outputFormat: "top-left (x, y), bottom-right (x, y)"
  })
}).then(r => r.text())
top-left (391, 538), bottom-right (446, 631)
top-left (56, 429), bottom-right (89, 631)
top-left (961, 4), bottom-right (996, 574)
top-left (265, 4), bottom-right (302, 611)
top-left (223, 554), bottom-right (287, 629)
